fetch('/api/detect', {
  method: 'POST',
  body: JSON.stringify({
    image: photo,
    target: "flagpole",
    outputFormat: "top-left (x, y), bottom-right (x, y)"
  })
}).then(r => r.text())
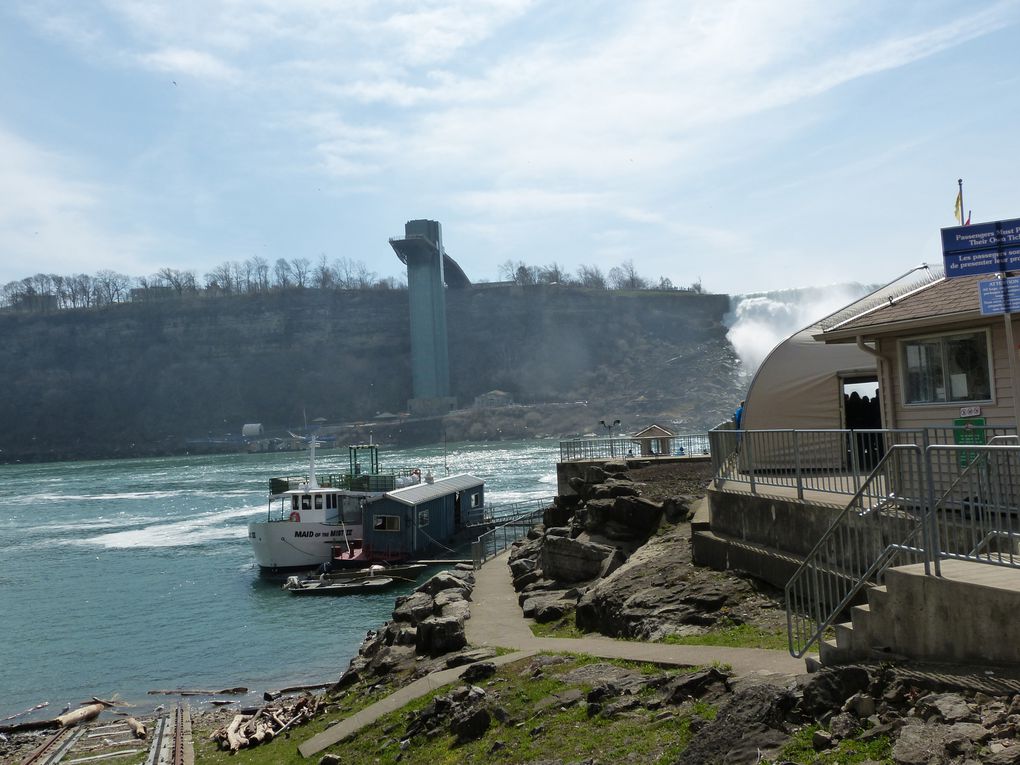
top-left (958, 178), bottom-right (964, 225)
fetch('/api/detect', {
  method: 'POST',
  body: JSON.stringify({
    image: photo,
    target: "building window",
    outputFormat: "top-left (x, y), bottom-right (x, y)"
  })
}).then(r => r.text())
top-left (470, 492), bottom-right (482, 508)
top-left (418, 510), bottom-right (430, 527)
top-left (373, 515), bottom-right (401, 532)
top-left (902, 330), bottom-right (992, 404)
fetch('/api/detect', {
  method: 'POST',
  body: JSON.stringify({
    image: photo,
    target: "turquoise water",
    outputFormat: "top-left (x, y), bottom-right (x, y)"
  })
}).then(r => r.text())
top-left (0, 440), bottom-right (559, 718)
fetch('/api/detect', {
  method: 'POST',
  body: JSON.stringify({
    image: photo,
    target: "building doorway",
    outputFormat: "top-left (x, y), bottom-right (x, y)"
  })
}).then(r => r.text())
top-left (841, 375), bottom-right (882, 469)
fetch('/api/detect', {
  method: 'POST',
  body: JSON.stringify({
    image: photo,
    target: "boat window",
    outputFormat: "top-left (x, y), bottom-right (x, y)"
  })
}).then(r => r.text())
top-left (314, 494), bottom-right (323, 510)
top-left (327, 494), bottom-right (337, 509)
top-left (301, 495), bottom-right (311, 510)
top-left (418, 510), bottom-right (429, 527)
top-left (470, 492), bottom-right (482, 508)
top-left (373, 515), bottom-right (401, 532)
top-left (291, 496), bottom-right (299, 510)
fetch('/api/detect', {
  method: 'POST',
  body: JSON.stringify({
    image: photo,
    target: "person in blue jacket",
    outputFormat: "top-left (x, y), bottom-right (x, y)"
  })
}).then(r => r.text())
top-left (734, 400), bottom-right (745, 429)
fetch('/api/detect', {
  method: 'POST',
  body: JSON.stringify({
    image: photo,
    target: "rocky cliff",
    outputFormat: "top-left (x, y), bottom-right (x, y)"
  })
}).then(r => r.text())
top-left (0, 285), bottom-right (739, 461)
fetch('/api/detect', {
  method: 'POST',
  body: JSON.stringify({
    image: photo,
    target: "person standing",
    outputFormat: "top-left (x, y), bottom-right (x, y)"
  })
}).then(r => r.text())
top-left (734, 400), bottom-right (745, 429)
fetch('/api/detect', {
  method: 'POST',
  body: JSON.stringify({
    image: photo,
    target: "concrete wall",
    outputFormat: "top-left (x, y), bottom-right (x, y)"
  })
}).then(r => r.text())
top-left (706, 490), bottom-right (843, 558)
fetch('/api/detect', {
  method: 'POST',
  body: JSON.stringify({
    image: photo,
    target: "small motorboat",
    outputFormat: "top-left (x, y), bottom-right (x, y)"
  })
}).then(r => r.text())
top-left (317, 563), bottom-right (428, 582)
top-left (282, 575), bottom-right (399, 596)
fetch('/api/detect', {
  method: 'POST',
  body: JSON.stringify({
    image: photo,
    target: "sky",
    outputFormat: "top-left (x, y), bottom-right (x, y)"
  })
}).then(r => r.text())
top-left (2, 0), bottom-right (1020, 294)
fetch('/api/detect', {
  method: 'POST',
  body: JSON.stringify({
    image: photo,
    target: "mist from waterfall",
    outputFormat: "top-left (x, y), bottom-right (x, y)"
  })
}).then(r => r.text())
top-left (726, 283), bottom-right (876, 377)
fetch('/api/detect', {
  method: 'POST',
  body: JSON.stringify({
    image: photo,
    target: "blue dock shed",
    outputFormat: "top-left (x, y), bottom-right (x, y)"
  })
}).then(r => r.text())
top-left (362, 474), bottom-right (484, 559)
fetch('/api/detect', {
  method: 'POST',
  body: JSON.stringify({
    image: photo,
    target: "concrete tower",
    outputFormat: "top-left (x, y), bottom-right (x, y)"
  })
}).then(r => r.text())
top-left (390, 219), bottom-right (458, 417)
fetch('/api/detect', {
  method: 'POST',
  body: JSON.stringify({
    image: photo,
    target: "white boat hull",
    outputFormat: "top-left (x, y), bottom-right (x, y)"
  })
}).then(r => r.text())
top-left (248, 520), bottom-right (362, 571)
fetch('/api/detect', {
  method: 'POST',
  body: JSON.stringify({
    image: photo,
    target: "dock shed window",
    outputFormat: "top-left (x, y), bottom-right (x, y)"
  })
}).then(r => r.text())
top-left (373, 515), bottom-right (401, 532)
top-left (418, 510), bottom-right (429, 527)
top-left (902, 330), bottom-right (992, 404)
top-left (470, 492), bottom-right (481, 508)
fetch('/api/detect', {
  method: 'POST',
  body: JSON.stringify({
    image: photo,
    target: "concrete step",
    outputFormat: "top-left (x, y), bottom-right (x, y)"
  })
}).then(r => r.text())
top-left (834, 621), bottom-right (855, 650)
top-left (819, 637), bottom-right (854, 666)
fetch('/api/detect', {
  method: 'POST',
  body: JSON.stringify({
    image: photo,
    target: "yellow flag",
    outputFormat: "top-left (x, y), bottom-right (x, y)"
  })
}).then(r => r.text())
top-left (954, 191), bottom-right (963, 224)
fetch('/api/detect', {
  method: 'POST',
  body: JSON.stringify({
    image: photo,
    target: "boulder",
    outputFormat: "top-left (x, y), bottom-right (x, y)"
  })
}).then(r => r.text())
top-left (543, 502), bottom-right (574, 528)
top-left (585, 495), bottom-right (663, 539)
top-left (541, 535), bottom-right (623, 583)
top-left (416, 615), bottom-right (467, 656)
top-left (444, 648), bottom-right (497, 669)
top-left (392, 591), bottom-right (436, 625)
top-left (416, 572), bottom-right (472, 599)
top-left (891, 720), bottom-right (948, 765)
top-left (676, 684), bottom-right (795, 765)
top-left (461, 662), bottom-right (497, 683)
top-left (799, 666), bottom-right (871, 718)
top-left (450, 707), bottom-right (490, 744)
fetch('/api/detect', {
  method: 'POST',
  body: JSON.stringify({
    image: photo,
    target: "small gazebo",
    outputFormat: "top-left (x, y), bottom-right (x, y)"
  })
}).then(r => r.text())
top-left (632, 424), bottom-right (675, 457)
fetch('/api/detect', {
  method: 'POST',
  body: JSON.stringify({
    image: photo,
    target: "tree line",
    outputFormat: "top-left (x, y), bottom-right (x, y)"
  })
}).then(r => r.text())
top-left (1, 255), bottom-right (703, 313)
top-left (0, 255), bottom-right (404, 311)
top-left (497, 259), bottom-right (702, 292)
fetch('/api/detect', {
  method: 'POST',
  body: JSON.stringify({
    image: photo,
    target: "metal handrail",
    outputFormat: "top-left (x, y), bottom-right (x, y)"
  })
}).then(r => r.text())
top-left (785, 445), bottom-right (924, 657)
top-left (471, 505), bottom-right (547, 569)
top-left (927, 441), bottom-right (1020, 575)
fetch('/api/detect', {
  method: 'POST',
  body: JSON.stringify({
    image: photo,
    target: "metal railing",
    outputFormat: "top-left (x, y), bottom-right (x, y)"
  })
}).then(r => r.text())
top-left (785, 445), bottom-right (926, 657)
top-left (471, 504), bottom-right (548, 569)
top-left (928, 438), bottom-right (1020, 575)
top-left (710, 425), bottom-right (1017, 501)
top-left (559, 433), bottom-right (709, 462)
top-left (783, 436), bottom-right (1020, 657)
top-left (461, 496), bottom-right (555, 528)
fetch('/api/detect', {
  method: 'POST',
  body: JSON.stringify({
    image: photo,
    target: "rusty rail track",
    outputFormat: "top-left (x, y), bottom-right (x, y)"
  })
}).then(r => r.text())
top-left (19, 727), bottom-right (83, 765)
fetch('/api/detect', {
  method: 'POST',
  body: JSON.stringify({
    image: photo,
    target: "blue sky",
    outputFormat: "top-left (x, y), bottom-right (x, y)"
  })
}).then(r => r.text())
top-left (2, 0), bottom-right (1019, 294)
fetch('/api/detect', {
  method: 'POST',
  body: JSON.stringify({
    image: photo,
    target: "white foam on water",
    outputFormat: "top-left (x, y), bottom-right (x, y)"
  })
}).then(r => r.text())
top-left (67, 506), bottom-right (263, 549)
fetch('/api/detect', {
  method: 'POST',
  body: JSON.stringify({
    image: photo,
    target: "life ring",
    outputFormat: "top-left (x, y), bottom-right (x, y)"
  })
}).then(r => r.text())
top-left (289, 511), bottom-right (301, 522)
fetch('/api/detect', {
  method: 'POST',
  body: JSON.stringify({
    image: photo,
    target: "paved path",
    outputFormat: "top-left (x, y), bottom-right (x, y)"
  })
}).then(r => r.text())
top-left (466, 550), bottom-right (806, 677)
top-left (300, 550), bottom-right (805, 757)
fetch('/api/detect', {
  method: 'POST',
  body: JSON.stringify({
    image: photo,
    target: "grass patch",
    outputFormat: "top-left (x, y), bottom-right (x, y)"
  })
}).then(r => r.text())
top-left (769, 724), bottom-right (894, 764)
top-left (528, 610), bottom-right (587, 639)
top-left (213, 654), bottom-right (717, 765)
top-left (660, 621), bottom-right (789, 651)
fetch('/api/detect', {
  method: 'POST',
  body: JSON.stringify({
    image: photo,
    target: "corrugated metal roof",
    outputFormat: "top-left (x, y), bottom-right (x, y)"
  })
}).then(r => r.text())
top-left (384, 473), bottom-right (483, 506)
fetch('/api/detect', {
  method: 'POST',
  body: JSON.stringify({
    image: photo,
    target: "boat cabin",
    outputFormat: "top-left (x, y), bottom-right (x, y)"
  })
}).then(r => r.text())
top-left (361, 474), bottom-right (484, 560)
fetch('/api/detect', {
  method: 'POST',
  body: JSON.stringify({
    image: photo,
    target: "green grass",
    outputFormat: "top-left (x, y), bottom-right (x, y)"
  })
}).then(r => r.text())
top-left (191, 654), bottom-right (722, 764)
top-left (660, 621), bottom-right (790, 651)
top-left (528, 611), bottom-right (587, 638)
top-left (769, 724), bottom-right (894, 764)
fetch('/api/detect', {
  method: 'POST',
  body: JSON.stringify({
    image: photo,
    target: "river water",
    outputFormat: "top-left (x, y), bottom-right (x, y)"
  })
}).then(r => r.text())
top-left (0, 440), bottom-right (559, 719)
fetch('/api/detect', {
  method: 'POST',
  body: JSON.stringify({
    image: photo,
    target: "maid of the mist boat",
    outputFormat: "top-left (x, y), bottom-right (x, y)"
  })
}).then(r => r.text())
top-left (247, 439), bottom-right (422, 572)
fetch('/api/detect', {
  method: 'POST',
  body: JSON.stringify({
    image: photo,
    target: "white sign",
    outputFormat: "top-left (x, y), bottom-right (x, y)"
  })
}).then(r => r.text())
top-left (959, 406), bottom-right (982, 418)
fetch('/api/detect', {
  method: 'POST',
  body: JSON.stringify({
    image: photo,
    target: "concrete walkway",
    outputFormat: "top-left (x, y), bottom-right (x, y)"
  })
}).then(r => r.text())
top-left (466, 550), bottom-right (806, 677)
top-left (300, 550), bottom-right (805, 757)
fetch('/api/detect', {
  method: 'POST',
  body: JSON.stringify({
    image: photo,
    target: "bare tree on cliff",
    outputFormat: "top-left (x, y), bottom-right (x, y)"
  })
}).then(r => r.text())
top-left (576, 264), bottom-right (607, 289)
top-left (609, 260), bottom-right (648, 290)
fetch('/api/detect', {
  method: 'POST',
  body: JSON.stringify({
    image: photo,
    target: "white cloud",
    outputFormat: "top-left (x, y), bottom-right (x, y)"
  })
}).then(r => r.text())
top-left (137, 47), bottom-right (240, 82)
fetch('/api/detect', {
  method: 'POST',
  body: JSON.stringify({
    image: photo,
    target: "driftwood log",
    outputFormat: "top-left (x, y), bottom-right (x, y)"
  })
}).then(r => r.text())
top-left (125, 716), bottom-right (147, 739)
top-left (209, 694), bottom-right (323, 752)
top-left (57, 703), bottom-right (105, 728)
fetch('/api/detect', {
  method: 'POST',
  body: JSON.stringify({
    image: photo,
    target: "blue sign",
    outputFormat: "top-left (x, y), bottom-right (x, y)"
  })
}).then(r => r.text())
top-left (978, 276), bottom-right (1020, 315)
top-left (942, 218), bottom-right (1020, 278)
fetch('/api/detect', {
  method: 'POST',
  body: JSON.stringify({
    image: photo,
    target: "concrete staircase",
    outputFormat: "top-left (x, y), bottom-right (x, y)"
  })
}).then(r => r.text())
top-left (821, 559), bottom-right (1020, 666)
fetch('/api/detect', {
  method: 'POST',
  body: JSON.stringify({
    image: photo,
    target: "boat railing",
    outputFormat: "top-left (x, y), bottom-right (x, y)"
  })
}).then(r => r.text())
top-left (269, 466), bottom-right (422, 496)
